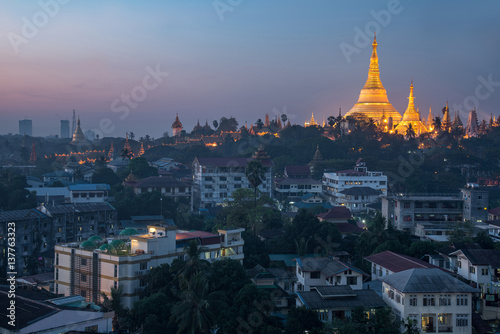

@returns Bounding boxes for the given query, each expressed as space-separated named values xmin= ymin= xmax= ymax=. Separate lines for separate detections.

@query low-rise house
xmin=289 ymin=193 xmax=332 ymax=212
xmin=450 ymin=249 xmax=500 ymax=296
xmin=380 ymin=268 xmax=477 ymax=333
xmin=275 ymin=178 xmax=323 ymax=198
xmin=488 ymin=207 xmax=500 ymax=221
xmin=433 ymin=243 xmax=482 ymax=272
xmin=296 ymin=285 xmax=387 ymax=322
xmin=42 ymin=170 xmax=74 ymax=184
xmin=294 ymin=257 xmax=368 ymax=292
xmin=365 ymin=250 xmax=444 ymax=281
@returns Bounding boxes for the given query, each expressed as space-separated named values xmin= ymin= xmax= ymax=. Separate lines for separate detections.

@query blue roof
xmin=300 ymin=193 xmax=316 ymax=200
xmin=269 ymin=254 xmax=319 ymax=267
xmin=69 ymin=184 xmax=110 ymax=191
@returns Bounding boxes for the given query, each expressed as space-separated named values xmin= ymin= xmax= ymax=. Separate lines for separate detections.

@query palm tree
xmin=245 ymin=160 xmax=265 ymax=209
xmin=101 ymin=286 xmax=126 ymax=331
xmin=171 ymin=272 xmax=225 ymax=334
xmin=212 ymin=120 xmax=218 ymax=130
xmin=281 ymin=114 xmax=288 ymax=124
xmin=129 ymin=132 xmax=135 ymax=140
xmin=120 ymin=148 xmax=133 ymax=160
xmin=177 ymin=241 xmax=210 ymax=289
xmin=405 ymin=123 xmax=416 ymax=139
xmin=255 ymin=119 xmax=264 ymax=128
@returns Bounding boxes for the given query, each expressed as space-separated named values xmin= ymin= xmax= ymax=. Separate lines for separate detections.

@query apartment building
xmin=55 ymin=226 xmax=245 ymax=309
xmin=381 ymin=194 xmax=463 ymax=233
xmin=322 ymin=159 xmax=387 ymax=213
xmin=380 ymin=268 xmax=477 ymax=333
xmin=192 ymin=152 xmax=273 ymax=209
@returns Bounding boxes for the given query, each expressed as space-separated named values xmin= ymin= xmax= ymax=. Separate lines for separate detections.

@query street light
xmin=160 ymin=197 xmax=163 ymax=217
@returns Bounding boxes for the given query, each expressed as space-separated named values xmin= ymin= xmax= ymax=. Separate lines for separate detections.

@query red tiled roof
xmin=364 ymin=251 xmax=441 ymax=273
xmin=316 ymin=206 xmax=352 ymax=220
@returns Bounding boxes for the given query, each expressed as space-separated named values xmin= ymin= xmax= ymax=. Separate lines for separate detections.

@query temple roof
xmin=346 ymin=34 xmax=401 ymax=123
xmin=394 ymin=83 xmax=428 ymax=135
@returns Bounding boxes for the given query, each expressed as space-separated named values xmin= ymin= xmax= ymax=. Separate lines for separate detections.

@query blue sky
xmin=1 ymin=0 xmax=499 ymax=137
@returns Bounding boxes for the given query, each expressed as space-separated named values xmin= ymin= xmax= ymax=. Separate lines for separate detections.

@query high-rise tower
xmin=345 ymin=34 xmax=401 ymax=124
xmin=60 ymin=120 xmax=70 ymax=138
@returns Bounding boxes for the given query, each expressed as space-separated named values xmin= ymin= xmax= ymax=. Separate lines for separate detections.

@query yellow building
xmin=394 ymin=83 xmax=428 ymax=136
xmin=345 ymin=34 xmax=402 ymax=125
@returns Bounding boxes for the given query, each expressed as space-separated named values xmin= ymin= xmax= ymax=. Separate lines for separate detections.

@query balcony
xmin=222 ymin=239 xmax=244 ymax=247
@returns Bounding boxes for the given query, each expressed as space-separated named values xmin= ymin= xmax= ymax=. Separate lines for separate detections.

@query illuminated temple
xmin=394 ymin=83 xmax=428 ymax=135
xmin=345 ymin=34 xmax=402 ymax=125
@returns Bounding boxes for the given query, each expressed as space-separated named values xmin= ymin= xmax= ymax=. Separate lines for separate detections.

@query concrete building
xmin=460 ymin=185 xmax=489 ymax=223
xmin=296 ymin=286 xmax=387 ymax=322
xmin=55 ymin=226 xmax=245 ymax=309
xmin=380 ymin=268 xmax=477 ymax=333
xmin=69 ymin=184 xmax=110 ymax=204
xmin=381 ymin=193 xmax=463 ymax=233
xmin=60 ymin=120 xmax=70 ymax=139
xmin=322 ymin=158 xmax=387 ymax=213
xmin=19 ymin=119 xmax=32 ymax=137
xmin=192 ymin=153 xmax=273 ymax=209
xmin=0 ymin=209 xmax=52 ymax=275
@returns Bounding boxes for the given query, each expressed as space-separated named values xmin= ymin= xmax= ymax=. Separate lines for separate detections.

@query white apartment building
xmin=55 ymin=225 xmax=245 ymax=309
xmin=69 ymin=184 xmax=110 ymax=204
xmin=294 ymin=257 xmax=368 ymax=292
xmin=192 ymin=156 xmax=273 ymax=209
xmin=380 ymin=268 xmax=477 ymax=333
xmin=322 ymin=159 xmax=387 ymax=212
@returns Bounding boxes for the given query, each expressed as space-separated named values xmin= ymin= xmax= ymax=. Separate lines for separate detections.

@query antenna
xmin=71 ymin=110 xmax=76 ymax=134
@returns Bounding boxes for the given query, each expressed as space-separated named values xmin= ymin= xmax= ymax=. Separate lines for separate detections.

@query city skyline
xmin=1 ymin=1 xmax=499 ymax=137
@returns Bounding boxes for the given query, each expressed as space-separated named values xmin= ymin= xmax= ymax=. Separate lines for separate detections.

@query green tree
xmin=285 ymin=306 xmax=323 ymax=334
xmin=171 ymin=272 xmax=225 ymax=334
xmin=245 ymin=160 xmax=265 ymax=209
xmin=91 ymin=167 xmax=121 ymax=185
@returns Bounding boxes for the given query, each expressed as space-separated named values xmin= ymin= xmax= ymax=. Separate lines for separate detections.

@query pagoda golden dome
xmin=71 ymin=117 xmax=86 ymax=144
xmin=394 ymin=83 xmax=428 ymax=135
xmin=345 ymin=34 xmax=402 ymax=124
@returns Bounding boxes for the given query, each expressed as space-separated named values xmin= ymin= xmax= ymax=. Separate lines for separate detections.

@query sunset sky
xmin=1 ymin=0 xmax=499 ymax=137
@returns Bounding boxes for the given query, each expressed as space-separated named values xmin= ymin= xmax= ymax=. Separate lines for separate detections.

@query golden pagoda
xmin=345 ymin=34 xmax=401 ymax=124
xmin=394 ymin=83 xmax=428 ymax=135
xmin=427 ymin=107 xmax=434 ymax=131
xmin=442 ymin=102 xmax=452 ymax=132
xmin=304 ymin=113 xmax=317 ymax=127
xmin=71 ymin=117 xmax=86 ymax=144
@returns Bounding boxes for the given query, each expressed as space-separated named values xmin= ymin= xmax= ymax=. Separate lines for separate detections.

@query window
xmin=408 ymin=314 xmax=418 ymax=327
xmin=404 ymin=202 xmax=411 ymax=208
xmin=421 ymin=314 xmax=435 ymax=333
xmin=378 ymin=268 xmax=382 ymax=276
xmin=335 ymin=276 xmax=341 ymax=284
xmin=234 ymin=177 xmax=241 ymax=181
xmin=347 ymin=277 xmax=358 ymax=285
xmin=55 ymin=269 xmax=59 ymax=280
xmin=80 ymin=290 xmax=87 ymax=298
xmin=219 ymin=176 xmax=226 ymax=181
xmin=409 ymin=295 xmax=417 ymax=306
xmin=140 ymin=262 xmax=147 ymax=270
xmin=423 ymin=295 xmax=435 ymax=306
xmin=372 ymin=264 xmax=376 ymax=274
xmin=482 ymin=268 xmax=489 ymax=275
xmin=310 ymin=271 xmax=321 ymax=279
xmin=114 ymin=264 xmax=118 ymax=278
xmin=140 ymin=279 xmax=147 ymax=287
xmin=457 ymin=295 xmax=468 ymax=306
xmin=470 ymin=266 xmax=476 ymax=274
xmin=56 ymin=254 xmax=59 ymax=266
xmin=81 ymin=274 xmax=87 ymax=282
xmin=81 ymin=258 xmax=87 ymax=266
xmin=114 ymin=281 xmax=118 ymax=289
xmin=456 ymin=314 xmax=468 ymax=327
xmin=389 ymin=290 xmax=395 ymax=300
xmin=204 ymin=176 xmax=213 ymax=181
xmin=317 ymin=309 xmax=328 ymax=321
xmin=438 ymin=313 xmax=452 ymax=332
xmin=457 ymin=261 xmax=461 ymax=268
xmin=396 ymin=294 xmax=401 ymax=304
xmin=439 ymin=295 xmax=451 ymax=306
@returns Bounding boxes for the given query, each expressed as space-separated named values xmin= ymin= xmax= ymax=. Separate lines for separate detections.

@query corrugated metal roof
xmin=0 ymin=209 xmax=47 ymax=222
xmin=298 ymin=289 xmax=386 ymax=309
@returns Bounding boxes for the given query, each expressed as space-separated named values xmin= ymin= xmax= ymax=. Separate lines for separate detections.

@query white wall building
xmin=192 ymin=155 xmax=273 ymax=209
xmin=322 ymin=159 xmax=387 ymax=212
xmin=451 ymin=249 xmax=500 ymax=295
xmin=380 ymin=268 xmax=477 ymax=333
xmin=294 ymin=257 xmax=367 ymax=292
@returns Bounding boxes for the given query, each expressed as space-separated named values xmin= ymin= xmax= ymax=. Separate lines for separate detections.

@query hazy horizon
xmin=1 ymin=0 xmax=499 ymax=138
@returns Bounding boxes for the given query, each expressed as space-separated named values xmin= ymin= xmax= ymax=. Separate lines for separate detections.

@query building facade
xmin=19 ymin=119 xmax=33 ymax=137
xmin=380 ymin=268 xmax=477 ymax=333
xmin=322 ymin=159 xmax=387 ymax=212
xmin=55 ymin=226 xmax=244 ymax=309
xmin=192 ymin=155 xmax=273 ymax=209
